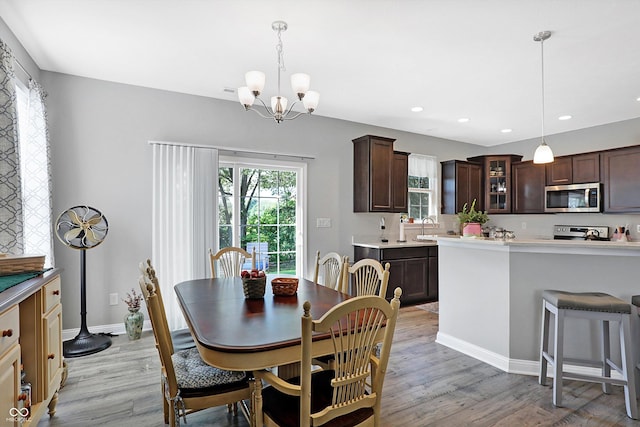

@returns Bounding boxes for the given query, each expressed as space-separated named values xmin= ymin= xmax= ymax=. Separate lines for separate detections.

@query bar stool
xmin=539 ymin=290 xmax=638 ymax=419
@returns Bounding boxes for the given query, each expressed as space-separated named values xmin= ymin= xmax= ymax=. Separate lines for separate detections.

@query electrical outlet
xmin=521 ymin=222 xmax=527 ymax=230
xmin=109 ymin=293 xmax=118 ymax=306
xmin=637 ymin=224 xmax=640 ymax=233
xmin=316 ymin=218 xmax=331 ymax=228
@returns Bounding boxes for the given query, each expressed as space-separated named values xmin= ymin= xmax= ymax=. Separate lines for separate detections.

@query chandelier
xmin=532 ymin=30 xmax=555 ymax=164
xmin=238 ymin=21 xmax=319 ymax=123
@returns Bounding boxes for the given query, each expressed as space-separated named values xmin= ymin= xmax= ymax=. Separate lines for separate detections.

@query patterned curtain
xmin=0 ymin=40 xmax=23 ymax=253
xmin=151 ymin=142 xmax=218 ymax=330
xmin=21 ymin=80 xmax=54 ymax=266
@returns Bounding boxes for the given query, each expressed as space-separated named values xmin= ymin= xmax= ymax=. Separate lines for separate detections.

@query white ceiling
xmin=1 ymin=0 xmax=639 ymax=146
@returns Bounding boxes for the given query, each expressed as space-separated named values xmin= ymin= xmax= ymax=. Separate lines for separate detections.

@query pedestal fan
xmin=55 ymin=206 xmax=111 ymax=357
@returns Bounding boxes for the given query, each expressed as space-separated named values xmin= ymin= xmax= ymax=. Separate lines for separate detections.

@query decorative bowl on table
xmin=271 ymin=277 xmax=299 ymax=296
xmin=241 ymin=270 xmax=266 ymax=299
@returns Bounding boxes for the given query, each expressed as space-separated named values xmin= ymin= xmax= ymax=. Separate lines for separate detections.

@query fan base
xmin=63 ymin=332 xmax=112 ymax=358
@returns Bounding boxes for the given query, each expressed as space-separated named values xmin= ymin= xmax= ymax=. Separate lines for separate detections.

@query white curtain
xmin=408 ymin=153 xmax=436 ymax=179
xmin=152 ymin=143 xmax=218 ymax=330
xmin=19 ymin=80 xmax=54 ymax=266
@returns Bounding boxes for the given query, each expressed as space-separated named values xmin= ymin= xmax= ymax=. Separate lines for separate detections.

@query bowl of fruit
xmin=240 ymin=269 xmax=267 ymax=299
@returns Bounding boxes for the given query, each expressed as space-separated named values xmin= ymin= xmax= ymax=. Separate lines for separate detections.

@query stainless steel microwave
xmin=544 ymin=183 xmax=601 ymax=213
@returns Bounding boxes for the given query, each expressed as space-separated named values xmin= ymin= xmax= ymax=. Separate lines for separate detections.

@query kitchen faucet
xmin=421 ymin=216 xmax=435 ymax=235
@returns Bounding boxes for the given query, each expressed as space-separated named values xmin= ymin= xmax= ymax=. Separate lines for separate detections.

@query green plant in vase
xmin=457 ymin=199 xmax=489 ymax=237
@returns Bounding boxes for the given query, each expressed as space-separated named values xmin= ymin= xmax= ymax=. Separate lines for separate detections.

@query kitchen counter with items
xmin=435 ymin=233 xmax=640 ymax=378
xmin=351 ymin=237 xmax=438 ymax=249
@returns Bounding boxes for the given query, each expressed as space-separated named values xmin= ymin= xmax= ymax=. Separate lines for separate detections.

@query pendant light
xmin=533 ymin=31 xmax=554 ymax=164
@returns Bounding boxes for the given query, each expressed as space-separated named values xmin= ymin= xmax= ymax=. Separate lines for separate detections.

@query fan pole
xmin=63 ymin=249 xmax=112 ymax=357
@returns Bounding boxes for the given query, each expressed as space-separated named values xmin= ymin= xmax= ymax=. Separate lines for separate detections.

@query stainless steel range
xmin=553 ymin=225 xmax=610 ymax=241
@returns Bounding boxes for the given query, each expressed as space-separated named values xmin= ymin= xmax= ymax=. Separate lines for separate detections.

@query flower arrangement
xmin=457 ymin=199 xmax=489 ymax=225
xmin=122 ymin=288 xmax=143 ymax=310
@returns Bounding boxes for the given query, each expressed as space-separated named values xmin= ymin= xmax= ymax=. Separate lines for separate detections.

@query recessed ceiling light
xmin=636 ymin=96 xmax=640 ymax=101
xmin=501 ymin=129 xmax=512 ymax=133
xmin=411 ymin=106 xmax=423 ymax=113
xmin=457 ymin=117 xmax=470 ymax=123
xmin=558 ymin=115 xmax=572 ymax=120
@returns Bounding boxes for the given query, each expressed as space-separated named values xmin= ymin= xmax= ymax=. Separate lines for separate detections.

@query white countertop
xmin=352 ymin=238 xmax=438 ymax=249
xmin=434 ymin=235 xmax=640 ymax=256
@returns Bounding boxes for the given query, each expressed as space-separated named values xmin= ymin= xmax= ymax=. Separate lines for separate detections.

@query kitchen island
xmin=435 ymin=236 xmax=640 ymax=376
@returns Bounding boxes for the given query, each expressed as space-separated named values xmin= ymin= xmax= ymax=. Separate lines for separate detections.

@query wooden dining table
xmin=174 ymin=275 xmax=352 ymax=372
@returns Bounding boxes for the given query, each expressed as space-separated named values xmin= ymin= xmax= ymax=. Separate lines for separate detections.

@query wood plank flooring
xmin=37 ymin=306 xmax=638 ymax=426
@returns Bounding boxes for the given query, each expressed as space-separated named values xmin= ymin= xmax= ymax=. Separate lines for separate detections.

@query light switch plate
xmin=109 ymin=293 xmax=118 ymax=306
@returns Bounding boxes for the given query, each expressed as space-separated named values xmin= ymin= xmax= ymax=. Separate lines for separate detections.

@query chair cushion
xmin=171 ymin=347 xmax=249 ymax=397
xmin=542 ymin=290 xmax=631 ymax=314
xmin=262 ymin=369 xmax=374 ymax=427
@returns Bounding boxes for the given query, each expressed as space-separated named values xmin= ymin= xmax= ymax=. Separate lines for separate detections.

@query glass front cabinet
xmin=467 ymin=155 xmax=522 ymax=214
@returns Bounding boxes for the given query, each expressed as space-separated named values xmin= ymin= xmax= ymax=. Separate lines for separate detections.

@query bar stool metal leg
xmin=552 ymin=305 xmax=565 ymax=407
xmin=539 ymin=300 xmax=550 ymax=385
xmin=620 ymin=315 xmax=638 ymax=419
xmin=601 ymin=319 xmax=611 ymax=394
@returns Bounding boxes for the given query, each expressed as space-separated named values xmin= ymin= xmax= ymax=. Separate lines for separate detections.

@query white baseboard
xmin=62 ymin=320 xmax=153 ymax=341
xmin=436 ymin=331 xmax=624 ymax=380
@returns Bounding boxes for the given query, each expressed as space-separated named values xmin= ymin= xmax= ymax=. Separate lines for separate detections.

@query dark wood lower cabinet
xmin=353 ymin=245 xmax=438 ymax=304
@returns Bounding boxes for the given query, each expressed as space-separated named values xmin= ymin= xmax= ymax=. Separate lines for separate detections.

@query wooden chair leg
xmin=162 ymin=381 xmax=169 ymax=424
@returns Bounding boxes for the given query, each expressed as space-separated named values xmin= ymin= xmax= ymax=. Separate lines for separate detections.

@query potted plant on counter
xmin=457 ymin=199 xmax=489 ymax=237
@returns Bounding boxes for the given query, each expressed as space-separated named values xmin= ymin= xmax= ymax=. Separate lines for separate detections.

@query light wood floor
xmin=38 ymin=306 xmax=638 ymax=426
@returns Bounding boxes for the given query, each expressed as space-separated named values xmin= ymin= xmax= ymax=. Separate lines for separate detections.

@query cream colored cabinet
xmin=0 ymin=305 xmax=21 ymax=426
xmin=2 ymin=271 xmax=64 ymax=425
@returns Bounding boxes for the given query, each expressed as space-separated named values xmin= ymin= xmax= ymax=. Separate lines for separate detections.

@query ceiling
xmin=1 ymin=0 xmax=639 ymax=147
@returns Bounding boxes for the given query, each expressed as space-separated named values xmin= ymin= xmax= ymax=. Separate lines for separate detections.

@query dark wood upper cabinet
xmin=572 ymin=152 xmax=600 ymax=183
xmin=467 ymin=155 xmax=522 ymax=214
xmin=440 ymin=160 xmax=482 ymax=214
xmin=545 ymin=156 xmax=572 ymax=185
xmin=512 ymin=160 xmax=546 ymax=213
xmin=392 ymin=151 xmax=409 ymax=212
xmin=353 ymin=135 xmax=408 ymax=212
xmin=546 ymin=152 xmax=600 ymax=185
xmin=602 ymin=146 xmax=640 ymax=213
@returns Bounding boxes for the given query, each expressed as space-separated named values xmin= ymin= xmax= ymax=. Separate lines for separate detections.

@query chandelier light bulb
xmin=245 ymin=71 xmax=265 ymax=96
xmin=291 ymin=73 xmax=311 ymax=99
xmin=237 ymin=86 xmax=255 ymax=108
xmin=302 ymin=91 xmax=319 ymax=112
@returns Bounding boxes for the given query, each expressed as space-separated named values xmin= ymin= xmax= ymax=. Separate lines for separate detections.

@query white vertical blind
xmin=152 ymin=143 xmax=218 ymax=330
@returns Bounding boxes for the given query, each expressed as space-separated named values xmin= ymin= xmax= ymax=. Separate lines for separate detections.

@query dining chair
xmin=253 ymin=287 xmax=403 ymax=427
xmin=139 ymin=260 xmax=195 ymax=352
xmin=139 ymin=260 xmax=252 ymax=427
xmin=312 ymin=251 xmax=348 ymax=293
xmin=343 ymin=258 xmax=391 ymax=297
xmin=208 ymin=246 xmax=256 ymax=278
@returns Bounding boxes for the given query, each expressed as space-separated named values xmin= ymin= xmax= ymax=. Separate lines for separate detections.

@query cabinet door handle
xmin=48 ymin=353 xmax=55 ymax=359
xmin=2 ymin=329 xmax=12 ymax=337
xmin=53 ymin=290 xmax=60 ymax=295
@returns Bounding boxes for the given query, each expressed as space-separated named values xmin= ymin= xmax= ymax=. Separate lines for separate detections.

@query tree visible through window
xmin=218 ymin=163 xmax=299 ymax=274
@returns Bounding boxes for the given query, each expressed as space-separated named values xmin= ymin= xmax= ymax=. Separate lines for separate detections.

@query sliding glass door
xmin=218 ymin=159 xmax=304 ymax=275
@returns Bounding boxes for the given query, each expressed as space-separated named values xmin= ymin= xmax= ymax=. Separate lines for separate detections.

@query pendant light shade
xmin=533 ymin=31 xmax=554 ymax=164
xmin=534 ymin=141 xmax=554 ymax=164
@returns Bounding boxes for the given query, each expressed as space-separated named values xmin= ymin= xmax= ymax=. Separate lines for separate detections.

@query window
xmin=218 ymin=158 xmax=305 ymax=275
xmin=408 ymin=154 xmax=438 ymax=221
